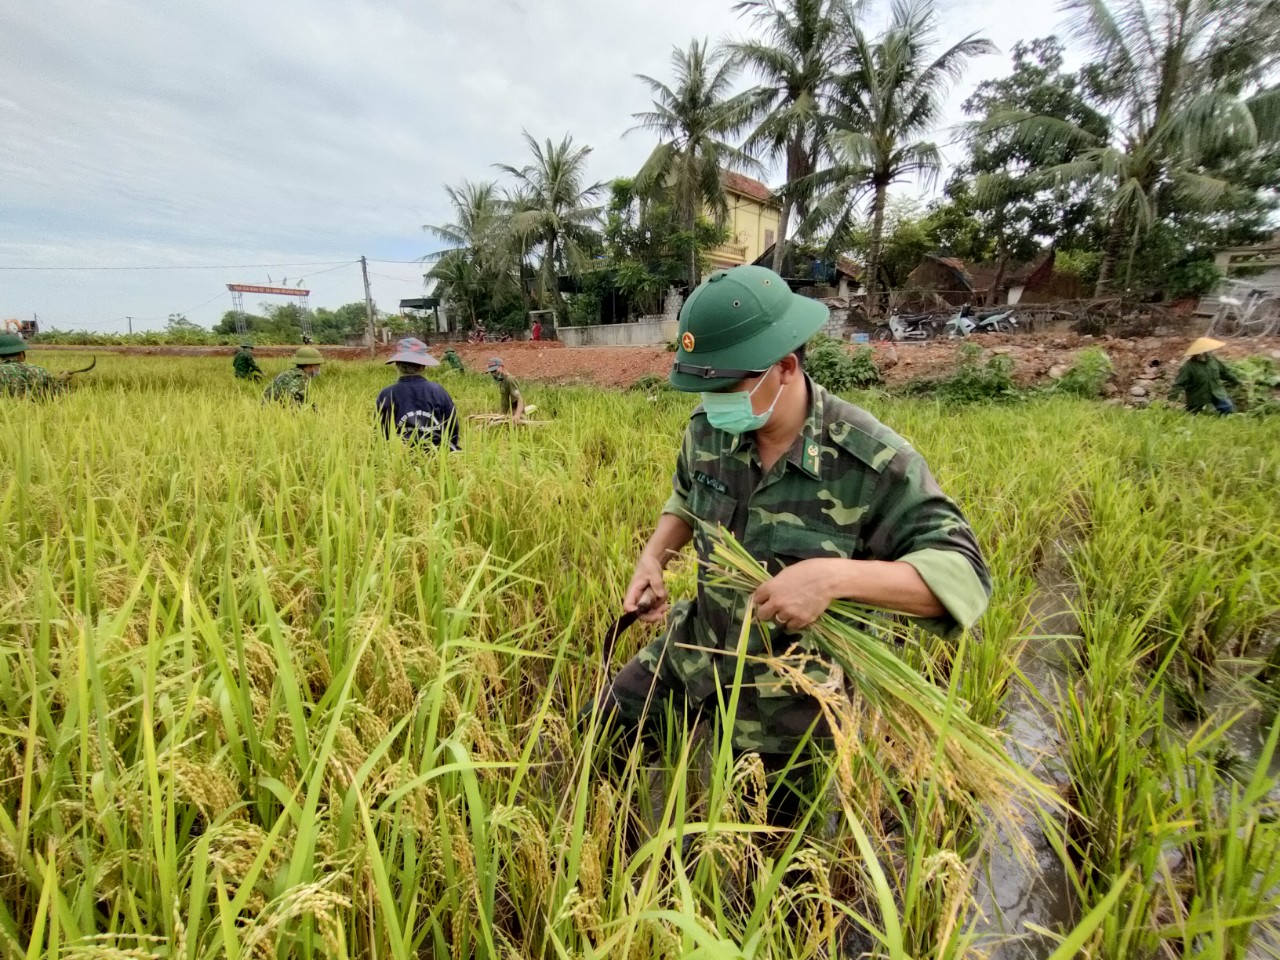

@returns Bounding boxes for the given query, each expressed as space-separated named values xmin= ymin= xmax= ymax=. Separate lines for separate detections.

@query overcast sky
xmin=0 ymin=0 xmax=1067 ymax=333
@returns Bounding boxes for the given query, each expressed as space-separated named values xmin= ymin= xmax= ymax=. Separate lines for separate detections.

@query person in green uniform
xmin=263 ymin=346 xmax=323 ymax=405
xmin=1172 ymin=337 xmax=1239 ymax=414
xmin=0 ymin=333 xmax=68 ymax=398
xmin=441 ymin=348 xmax=464 ymax=373
xmin=597 ymin=265 xmax=992 ymax=824
xmin=486 ymin=357 xmax=524 ymax=421
xmin=233 ymin=342 xmax=264 ymax=381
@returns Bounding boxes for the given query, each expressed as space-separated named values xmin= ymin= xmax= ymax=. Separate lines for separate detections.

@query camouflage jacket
xmin=0 ymin=360 xmax=66 ymax=399
xmin=262 ymin=368 xmax=310 ymax=405
xmin=441 ymin=350 xmax=464 ymax=372
xmin=233 ymin=349 xmax=263 ymax=380
xmin=1172 ymin=354 xmax=1238 ymax=410
xmin=662 ymin=378 xmax=992 ymax=654
xmin=496 ymin=375 xmax=521 ymax=414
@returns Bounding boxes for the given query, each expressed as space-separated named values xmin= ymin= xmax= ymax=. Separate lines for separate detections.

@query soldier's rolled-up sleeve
xmin=863 ymin=448 xmax=992 ymax=636
xmin=660 ymin=427 xmax=695 ymax=525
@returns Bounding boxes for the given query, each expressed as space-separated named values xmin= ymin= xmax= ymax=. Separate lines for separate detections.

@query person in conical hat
xmin=1172 ymin=337 xmax=1239 ymax=414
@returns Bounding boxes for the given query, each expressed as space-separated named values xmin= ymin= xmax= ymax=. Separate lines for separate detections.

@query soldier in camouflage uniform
xmin=486 ymin=357 xmax=524 ymax=420
xmin=441 ymin=348 xmax=464 ymax=373
xmin=233 ymin=342 xmax=264 ymax=381
xmin=262 ymin=346 xmax=323 ymax=405
xmin=0 ymin=333 xmax=68 ymax=399
xmin=599 ymin=265 xmax=992 ymax=822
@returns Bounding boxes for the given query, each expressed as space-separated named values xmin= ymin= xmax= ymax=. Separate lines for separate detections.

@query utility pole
xmin=360 ymin=256 xmax=375 ymax=359
xmin=126 ymin=316 xmax=133 ymax=335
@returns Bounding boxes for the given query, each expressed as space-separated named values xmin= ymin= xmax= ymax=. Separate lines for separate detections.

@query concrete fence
xmin=557 ymin=317 xmax=680 ymax=347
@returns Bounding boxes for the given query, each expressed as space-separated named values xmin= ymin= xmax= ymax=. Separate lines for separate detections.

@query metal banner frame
xmin=226 ymin=283 xmax=312 ymax=339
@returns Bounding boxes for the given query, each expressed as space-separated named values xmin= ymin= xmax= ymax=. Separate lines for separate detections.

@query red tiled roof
xmin=722 ymin=171 xmax=773 ymax=203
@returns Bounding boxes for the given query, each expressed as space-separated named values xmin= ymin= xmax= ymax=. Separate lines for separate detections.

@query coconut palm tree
xmin=731 ymin=0 xmax=849 ymax=273
xmin=990 ymin=0 xmax=1280 ymax=294
xmin=497 ymin=132 xmax=604 ymax=312
xmin=632 ymin=40 xmax=763 ymax=286
xmin=422 ymin=181 xmax=515 ymax=328
xmin=807 ymin=0 xmax=993 ymax=317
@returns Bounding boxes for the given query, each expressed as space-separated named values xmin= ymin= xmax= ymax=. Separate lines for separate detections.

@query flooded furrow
xmin=973 ymin=553 xmax=1080 ymax=959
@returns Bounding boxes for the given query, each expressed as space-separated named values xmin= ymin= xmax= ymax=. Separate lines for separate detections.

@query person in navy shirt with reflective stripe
xmin=376 ymin=338 xmax=460 ymax=450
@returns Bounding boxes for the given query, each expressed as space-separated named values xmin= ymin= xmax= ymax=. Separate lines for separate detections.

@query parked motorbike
xmin=944 ymin=304 xmax=1018 ymax=338
xmin=873 ymin=310 xmax=940 ymax=342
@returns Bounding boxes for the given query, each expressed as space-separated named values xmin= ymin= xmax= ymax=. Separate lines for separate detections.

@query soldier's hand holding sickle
xmin=57 ymin=356 xmax=97 ymax=381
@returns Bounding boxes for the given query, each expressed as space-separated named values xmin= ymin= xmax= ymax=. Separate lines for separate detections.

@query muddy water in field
xmin=973 ymin=555 xmax=1080 ymax=959
xmin=974 ymin=556 xmax=1280 ymax=958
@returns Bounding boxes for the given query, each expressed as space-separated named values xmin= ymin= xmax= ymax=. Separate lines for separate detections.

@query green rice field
xmin=1 ymin=352 xmax=1277 ymax=959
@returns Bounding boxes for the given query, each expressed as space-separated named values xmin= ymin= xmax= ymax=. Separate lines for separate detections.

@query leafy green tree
xmin=213 ymin=310 xmax=267 ymax=337
xmin=731 ymin=0 xmax=848 ymax=272
xmin=601 ymin=178 xmax=729 ymax=316
xmin=498 ymin=133 xmax=604 ymax=313
xmin=807 ymin=0 xmax=994 ymax=317
xmin=165 ymin=313 xmax=202 ymax=332
xmin=953 ymin=36 xmax=1110 ymax=301
xmin=837 ymin=195 xmax=986 ymax=288
xmin=309 ymin=303 xmax=370 ymax=342
xmin=632 ymin=40 xmax=762 ymax=285
xmin=991 ymin=0 xmax=1280 ymax=294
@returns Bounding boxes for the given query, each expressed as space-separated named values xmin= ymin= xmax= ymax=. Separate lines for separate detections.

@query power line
xmin=0 ymin=260 xmax=355 ymax=271
xmin=368 ymin=271 xmax=426 ymax=284
xmin=291 ymin=260 xmax=358 ymax=282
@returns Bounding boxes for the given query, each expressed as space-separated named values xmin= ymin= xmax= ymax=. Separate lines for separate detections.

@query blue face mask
xmin=700 ymin=365 xmax=781 ymax=436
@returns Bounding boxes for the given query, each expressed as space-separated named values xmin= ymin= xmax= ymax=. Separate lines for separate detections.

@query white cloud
xmin=0 ymin=0 xmax=1062 ymax=330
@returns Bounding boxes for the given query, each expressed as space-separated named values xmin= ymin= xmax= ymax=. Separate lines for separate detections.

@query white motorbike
xmin=944 ymin=304 xmax=1018 ymax=338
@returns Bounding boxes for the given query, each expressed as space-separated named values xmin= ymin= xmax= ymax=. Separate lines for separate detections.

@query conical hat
xmin=1184 ymin=337 xmax=1225 ymax=357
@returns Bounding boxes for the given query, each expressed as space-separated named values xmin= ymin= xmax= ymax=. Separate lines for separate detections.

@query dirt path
xmin=34 ymin=334 xmax=1280 ymax=391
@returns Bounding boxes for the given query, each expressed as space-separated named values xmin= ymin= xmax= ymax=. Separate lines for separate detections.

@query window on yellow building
xmin=765 ymin=229 xmax=775 ymax=249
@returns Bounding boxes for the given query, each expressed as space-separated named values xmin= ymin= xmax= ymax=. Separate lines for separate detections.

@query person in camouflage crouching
xmin=597 ymin=265 xmax=992 ymax=826
xmin=263 ymin=346 xmax=323 ymax=406
xmin=233 ymin=341 xmax=264 ymax=381
xmin=441 ymin=348 xmax=464 ymax=373
xmin=0 ymin=333 xmax=68 ymax=399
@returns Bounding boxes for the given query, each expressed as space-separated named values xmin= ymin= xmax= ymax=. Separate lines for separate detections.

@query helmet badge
xmin=681 ymin=331 xmax=696 ymax=351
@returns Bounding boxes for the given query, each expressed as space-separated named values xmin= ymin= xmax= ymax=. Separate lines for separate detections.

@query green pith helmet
xmin=0 ymin=333 xmax=26 ymax=357
xmin=240 ymin=341 xmax=253 ymax=349
xmin=669 ymin=265 xmax=827 ymax=392
xmin=293 ymin=346 xmax=324 ymax=365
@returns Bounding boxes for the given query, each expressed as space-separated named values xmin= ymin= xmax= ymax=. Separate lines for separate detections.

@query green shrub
xmin=805 ymin=334 xmax=882 ymax=392
xmin=1053 ymin=347 xmax=1115 ymax=398
xmin=910 ymin=342 xmax=1023 ymax=404
xmin=1230 ymin=356 xmax=1280 ymax=415
xmin=631 ymin=373 xmax=674 ymax=393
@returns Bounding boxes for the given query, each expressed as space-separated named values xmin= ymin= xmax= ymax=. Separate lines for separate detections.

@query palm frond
xmin=1248 ymin=85 xmax=1280 ymax=143
xmin=1169 ymin=169 xmax=1236 ymax=210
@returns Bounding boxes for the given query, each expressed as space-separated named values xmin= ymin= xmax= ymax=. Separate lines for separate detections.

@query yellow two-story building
xmin=706 ymin=173 xmax=781 ymax=270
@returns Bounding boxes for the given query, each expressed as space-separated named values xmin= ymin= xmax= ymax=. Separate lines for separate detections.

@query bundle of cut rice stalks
xmin=706 ymin=529 xmax=1060 ymax=813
